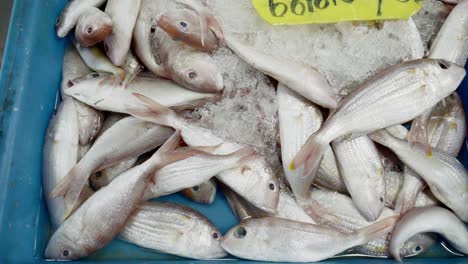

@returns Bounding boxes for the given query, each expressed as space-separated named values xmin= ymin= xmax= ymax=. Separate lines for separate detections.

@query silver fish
xmin=429 ymin=0 xmax=468 ymax=67
xmin=225 ymin=34 xmax=340 ymax=109
xmin=369 ymin=129 xmax=468 ymax=221
xmin=292 ymin=59 xmax=466 ymax=196
xmin=49 ymin=117 xmax=174 ymax=218
xmin=129 ymin=94 xmax=280 ymax=213
xmin=221 ymin=216 xmax=397 ymax=262
xmin=390 ymin=206 xmax=468 ymax=261
xmin=223 ymin=186 xmax=268 ymax=221
xmin=308 ymin=189 xmax=435 ymax=258
xmin=65 ymin=73 xmax=215 ymax=114
xmin=278 ymin=84 xmax=345 ymax=199
xmin=56 ymin=0 xmax=106 ymax=38
xmin=384 ymin=170 xmax=404 ymax=209
xmin=72 ymin=39 xmax=126 ymax=81
xmin=43 ymin=99 xmax=80 ymax=227
xmin=181 ymin=179 xmax=217 ymax=204
xmin=120 ymin=201 xmax=226 ymax=259
xmin=75 ymin=7 xmax=113 ymax=48
xmin=144 ymin=147 xmax=258 ymax=199
xmin=333 ymin=136 xmax=385 ymax=221
xmin=103 ymin=0 xmax=141 ymax=66
xmin=44 ymin=131 xmax=183 ymax=260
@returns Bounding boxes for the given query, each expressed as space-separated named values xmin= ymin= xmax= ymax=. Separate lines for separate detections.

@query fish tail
xmin=128 ymin=93 xmax=179 ymax=127
xmin=368 ymin=129 xmax=394 ymax=146
xmin=291 ymin=132 xmax=327 ymax=178
xmin=232 ymin=147 xmax=259 ymax=164
xmin=408 ymin=111 xmax=432 ymax=155
xmin=49 ymin=165 xmax=90 ymax=220
xmin=354 ymin=216 xmax=398 ymax=245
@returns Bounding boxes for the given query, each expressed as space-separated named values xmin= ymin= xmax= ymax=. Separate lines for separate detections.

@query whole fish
xmin=55 ymin=0 xmax=106 ymax=38
xmin=45 ymin=131 xmax=185 ymax=260
xmin=275 ymin=190 xmax=316 ymax=224
xmin=332 ymin=136 xmax=386 ymax=221
xmin=104 ymin=0 xmax=141 ymax=66
xmin=223 ymin=186 xmax=268 ymax=221
xmin=129 ymin=94 xmax=280 ymax=213
xmin=291 ymin=59 xmax=466 ymax=194
xmin=308 ymin=189 xmax=435 ymax=258
xmin=120 ymin=202 xmax=226 ymax=259
xmin=156 ymin=35 xmax=224 ymax=93
xmin=158 ymin=9 xmax=219 ymax=52
xmin=225 ymin=34 xmax=340 ymax=109
xmin=278 ymin=84 xmax=345 ymax=199
xmin=43 ymin=99 xmax=81 ymax=227
xmin=390 ymin=206 xmax=468 ymax=261
xmin=181 ymin=179 xmax=217 ymax=204
xmin=75 ymin=7 xmax=112 ymax=47
xmin=133 ymin=0 xmax=168 ymax=78
xmin=72 ymin=38 xmax=126 ymax=81
xmin=369 ymin=129 xmax=468 ymax=221
xmin=144 ymin=147 xmax=258 ymax=199
xmin=221 ymin=216 xmax=397 ymax=262
xmin=49 ymin=117 xmax=174 ymax=218
xmin=65 ymin=73 xmax=216 ymax=114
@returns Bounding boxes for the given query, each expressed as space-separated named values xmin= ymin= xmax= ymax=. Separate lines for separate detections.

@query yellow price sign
xmin=252 ymin=0 xmax=423 ymax=25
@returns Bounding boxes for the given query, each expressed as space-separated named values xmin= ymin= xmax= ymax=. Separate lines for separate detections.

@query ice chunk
xmin=207 ymin=0 xmax=424 ymax=94
xmin=413 ymin=0 xmax=451 ymax=50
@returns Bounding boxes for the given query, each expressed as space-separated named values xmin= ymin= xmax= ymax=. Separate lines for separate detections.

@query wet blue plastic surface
xmin=0 ymin=0 xmax=467 ymax=263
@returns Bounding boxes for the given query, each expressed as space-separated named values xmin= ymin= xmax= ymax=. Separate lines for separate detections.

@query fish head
xmin=170 ymin=51 xmax=224 ymax=93
xmin=55 ymin=14 xmax=67 ymax=38
xmin=158 ymin=10 xmax=218 ymax=52
xmin=427 ymin=59 xmax=466 ymax=94
xmin=181 ymin=181 xmax=217 ymax=204
xmin=399 ymin=234 xmax=436 ymax=258
xmin=76 ymin=8 xmax=113 ymax=47
xmin=45 ymin=230 xmax=85 ymax=260
xmin=221 ymin=220 xmax=258 ymax=256
xmin=89 ymin=170 xmax=111 ymax=190
xmin=186 ymin=216 xmax=226 ymax=258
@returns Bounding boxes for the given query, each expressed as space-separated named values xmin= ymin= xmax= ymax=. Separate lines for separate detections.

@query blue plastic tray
xmin=0 ymin=1 xmax=467 ymax=263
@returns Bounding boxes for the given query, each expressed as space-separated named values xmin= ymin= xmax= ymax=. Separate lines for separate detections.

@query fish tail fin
xmin=368 ymin=129 xmax=394 ymax=146
xmin=128 ymin=93 xmax=178 ymax=127
xmin=408 ymin=113 xmax=432 ymax=156
xmin=354 ymin=216 xmax=398 ymax=244
xmin=122 ymin=67 xmax=143 ymax=88
xmin=290 ymin=133 xmax=327 ymax=178
xmin=49 ymin=165 xmax=90 ymax=220
xmin=231 ymin=147 xmax=260 ymax=164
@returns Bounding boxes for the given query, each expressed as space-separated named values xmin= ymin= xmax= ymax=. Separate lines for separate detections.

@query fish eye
xmin=104 ymin=43 xmax=109 ymax=53
xmin=268 ymin=182 xmax=275 ymax=191
xmin=212 ymin=231 xmax=220 ymax=240
xmin=192 ymin=185 xmax=200 ymax=192
xmin=438 ymin=61 xmax=449 ymax=70
xmin=150 ymin=25 xmax=156 ymax=34
xmin=187 ymin=71 xmax=197 ymax=79
xmin=179 ymin=21 xmax=187 ymax=28
xmin=56 ymin=16 xmax=62 ymax=26
xmin=91 ymin=73 xmax=100 ymax=78
xmin=415 ymin=245 xmax=422 ymax=252
xmin=95 ymin=171 xmax=102 ymax=178
xmin=234 ymin=226 xmax=247 ymax=238
xmin=62 ymin=249 xmax=70 ymax=257
xmin=379 ymin=197 xmax=384 ymax=203
xmin=86 ymin=26 xmax=93 ymax=34
xmin=67 ymin=80 xmax=74 ymax=88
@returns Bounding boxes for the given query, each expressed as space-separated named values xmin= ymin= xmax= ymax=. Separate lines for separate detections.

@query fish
xmin=384 ymin=170 xmax=404 ymax=209
xmin=61 ymin=45 xmax=91 ymax=99
xmin=90 ymin=157 xmax=138 ymax=190
xmin=223 ymin=186 xmax=268 ymax=221
xmin=429 ymin=0 xmax=468 ymax=67
xmin=144 ymin=147 xmax=259 ymax=199
xmin=224 ymin=34 xmax=340 ymax=109
xmin=414 ymin=190 xmax=441 ymax=208
xmin=221 ymin=216 xmax=397 ymax=262
xmin=275 ymin=190 xmax=316 ymax=224
xmin=45 ymin=131 xmax=187 ymax=260
xmin=181 ymin=179 xmax=217 ymax=204
xmin=308 ymin=189 xmax=435 ymax=258
xmin=74 ymin=101 xmax=104 ymax=145
xmin=103 ymin=0 xmax=142 ymax=66
xmin=120 ymin=201 xmax=226 ymax=259
xmin=65 ymin=73 xmax=216 ymax=114
xmin=278 ymin=84 xmax=345 ymax=199
xmin=75 ymin=7 xmax=113 ymax=47
xmin=133 ymin=0 xmax=168 ymax=78
xmin=332 ymin=135 xmax=386 ymax=221
xmin=49 ymin=117 xmax=174 ymax=218
xmin=55 ymin=0 xmax=106 ymax=38
xmin=369 ymin=129 xmax=468 ymax=221
xmin=72 ymin=38 xmax=126 ymax=81
xmin=43 ymin=99 xmax=81 ymax=228
xmin=155 ymin=35 xmax=224 ymax=93
xmin=390 ymin=206 xmax=468 ymax=261
xmin=292 ymin=59 xmax=466 ymax=189
xmin=158 ymin=9 xmax=219 ymax=52
xmin=129 ymin=94 xmax=280 ymax=213
xmin=78 ymin=143 xmax=91 ymax=161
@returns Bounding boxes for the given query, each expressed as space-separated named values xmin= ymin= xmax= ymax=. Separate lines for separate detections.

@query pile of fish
xmin=43 ymin=0 xmax=468 ymax=262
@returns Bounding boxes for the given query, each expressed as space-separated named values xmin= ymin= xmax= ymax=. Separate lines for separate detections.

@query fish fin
xmin=291 ymin=133 xmax=327 ymax=178
xmin=170 ymin=95 xmax=221 ymax=112
xmin=232 ymin=147 xmax=260 ymax=164
xmin=299 ymin=197 xmax=341 ymax=226
xmin=207 ymin=16 xmax=224 ymax=42
xmin=354 ymin=216 xmax=398 ymax=245
xmin=184 ymin=144 xmax=222 ymax=154
xmin=49 ymin=166 xmax=89 ymax=220
xmin=122 ymin=67 xmax=143 ymax=88
xmin=368 ymin=129 xmax=393 ymax=146
xmin=128 ymin=93 xmax=177 ymax=127
xmin=408 ymin=119 xmax=430 ymax=153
